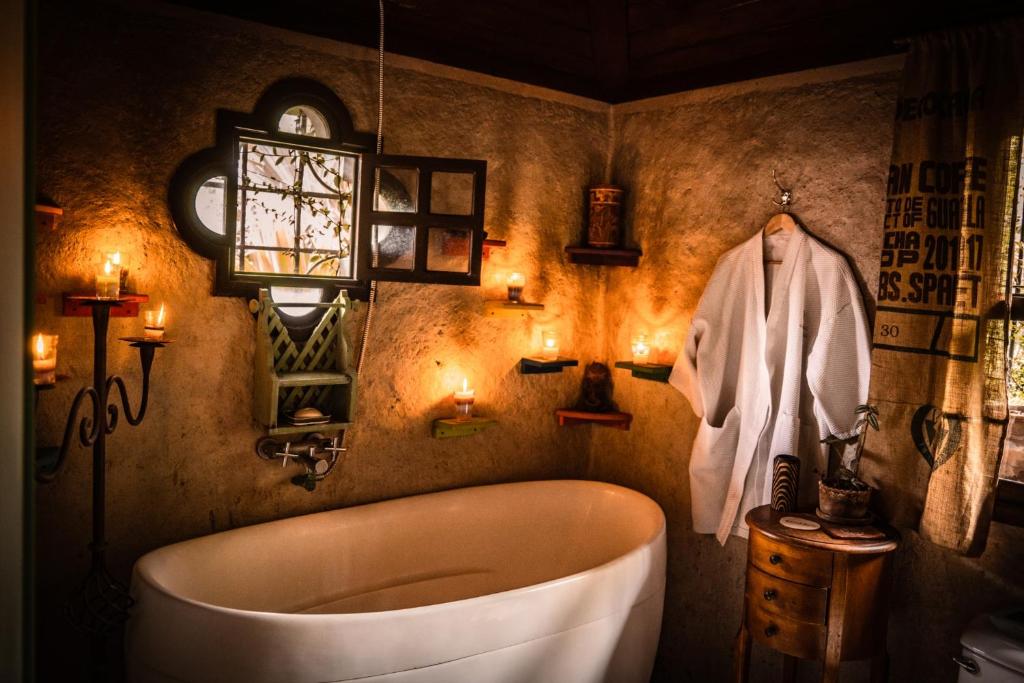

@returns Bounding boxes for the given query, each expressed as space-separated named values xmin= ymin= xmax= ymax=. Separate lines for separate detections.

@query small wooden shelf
xmin=520 ymin=357 xmax=579 ymax=374
xmin=482 ymin=238 xmax=506 ymax=260
xmin=275 ymin=370 xmax=352 ymax=387
xmin=615 ymin=361 xmax=672 ymax=382
xmin=268 ymin=421 xmax=352 ymax=437
xmin=565 ymin=246 xmax=641 ymax=267
xmin=555 ymin=409 xmax=632 ymax=430
xmin=63 ymin=293 xmax=149 ymax=318
xmin=485 ymin=300 xmax=545 ymax=317
xmin=432 ymin=417 xmax=497 ymax=438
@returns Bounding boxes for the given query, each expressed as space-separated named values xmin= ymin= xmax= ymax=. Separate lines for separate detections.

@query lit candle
xmin=144 ymin=304 xmax=166 ymax=340
xmin=541 ymin=330 xmax=559 ymax=360
xmin=107 ymin=251 xmax=130 ymax=291
xmin=32 ymin=333 xmax=58 ymax=385
xmin=631 ymin=334 xmax=651 ymax=365
xmin=95 ymin=259 xmax=120 ymax=299
xmin=506 ymin=272 xmax=525 ymax=302
xmin=453 ymin=377 xmax=475 ymax=421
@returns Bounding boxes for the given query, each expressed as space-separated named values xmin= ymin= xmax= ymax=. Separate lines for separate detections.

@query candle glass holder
xmin=143 ymin=310 xmax=165 ymax=340
xmin=32 ymin=334 xmax=59 ymax=385
xmin=506 ymin=273 xmax=525 ymax=303
xmin=95 ymin=259 xmax=120 ymax=300
xmin=454 ymin=395 xmax=475 ymax=421
xmin=104 ymin=251 xmax=131 ymax=292
xmin=541 ymin=331 xmax=559 ymax=360
xmin=631 ymin=334 xmax=651 ymax=365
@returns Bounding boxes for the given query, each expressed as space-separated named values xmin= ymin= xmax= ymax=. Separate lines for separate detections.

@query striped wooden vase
xmin=771 ymin=455 xmax=801 ymax=512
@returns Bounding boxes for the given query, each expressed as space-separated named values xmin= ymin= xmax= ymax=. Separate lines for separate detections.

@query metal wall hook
xmin=771 ymin=169 xmax=794 ymax=212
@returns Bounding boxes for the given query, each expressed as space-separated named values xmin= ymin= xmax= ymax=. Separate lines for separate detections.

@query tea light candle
xmin=95 ymin=259 xmax=120 ymax=299
xmin=453 ymin=377 xmax=475 ymax=421
xmin=144 ymin=304 xmax=166 ymax=340
xmin=541 ymin=331 xmax=559 ymax=360
xmin=631 ymin=334 xmax=651 ymax=365
xmin=106 ymin=251 xmax=129 ymax=291
xmin=32 ymin=333 xmax=58 ymax=385
xmin=506 ymin=272 xmax=525 ymax=302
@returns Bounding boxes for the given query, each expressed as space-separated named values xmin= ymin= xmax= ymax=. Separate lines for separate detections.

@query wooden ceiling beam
xmin=588 ymin=0 xmax=631 ymax=98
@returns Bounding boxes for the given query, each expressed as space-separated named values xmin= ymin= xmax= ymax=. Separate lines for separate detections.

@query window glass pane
xmin=430 ymin=172 xmax=475 ymax=215
xmin=277 ymin=106 xmax=330 ymax=138
xmin=235 ymin=139 xmax=356 ymax=279
xmin=375 ymin=167 xmax=418 ymax=213
xmin=426 ymin=227 xmax=471 ymax=273
xmin=271 ymin=285 xmax=323 ymax=319
xmin=194 ymin=175 xmax=226 ymax=235
xmin=373 ymin=224 xmax=416 ymax=270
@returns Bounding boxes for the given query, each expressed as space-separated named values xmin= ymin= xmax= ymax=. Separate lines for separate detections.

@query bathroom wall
xmin=33 ymin=1 xmax=607 ymax=677
xmin=590 ymin=60 xmax=1024 ymax=682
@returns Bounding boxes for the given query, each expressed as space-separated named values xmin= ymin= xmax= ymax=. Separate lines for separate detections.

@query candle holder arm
xmin=36 ymin=385 xmax=101 ymax=483
xmin=105 ymin=343 xmax=156 ymax=430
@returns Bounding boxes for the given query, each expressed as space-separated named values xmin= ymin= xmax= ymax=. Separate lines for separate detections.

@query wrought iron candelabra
xmin=36 ymin=297 xmax=169 ymax=675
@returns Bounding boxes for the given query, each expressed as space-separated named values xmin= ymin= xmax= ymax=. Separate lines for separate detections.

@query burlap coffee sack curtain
xmin=859 ymin=19 xmax=1024 ymax=556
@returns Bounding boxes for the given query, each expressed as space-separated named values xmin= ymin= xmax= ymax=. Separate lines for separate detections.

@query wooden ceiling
xmin=175 ymin=0 xmax=1023 ymax=102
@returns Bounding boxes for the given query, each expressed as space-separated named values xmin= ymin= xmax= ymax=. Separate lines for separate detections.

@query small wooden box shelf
xmin=485 ymin=300 xmax=545 ymax=317
xmin=615 ymin=361 xmax=672 ymax=382
xmin=254 ymin=289 xmax=357 ymax=437
xmin=555 ymin=409 xmax=632 ymax=430
xmin=520 ymin=357 xmax=579 ymax=374
xmin=565 ymin=246 xmax=641 ymax=267
xmin=432 ymin=417 xmax=497 ymax=438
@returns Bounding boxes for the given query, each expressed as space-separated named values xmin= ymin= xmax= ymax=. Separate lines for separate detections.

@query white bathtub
xmin=126 ymin=480 xmax=666 ymax=683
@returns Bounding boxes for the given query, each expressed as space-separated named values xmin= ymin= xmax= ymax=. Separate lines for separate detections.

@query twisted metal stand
xmin=36 ymin=299 xmax=168 ymax=680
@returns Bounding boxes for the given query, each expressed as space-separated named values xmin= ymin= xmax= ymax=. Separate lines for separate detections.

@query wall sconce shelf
xmin=482 ymin=238 xmax=506 ymax=260
xmin=615 ymin=361 xmax=672 ymax=382
xmin=520 ymin=357 xmax=579 ymax=374
xmin=432 ymin=417 xmax=497 ymax=438
xmin=63 ymin=292 xmax=149 ymax=318
xmin=35 ymin=203 xmax=63 ymax=231
xmin=555 ymin=409 xmax=632 ymax=430
xmin=485 ymin=300 xmax=545 ymax=317
xmin=564 ymin=246 xmax=641 ymax=267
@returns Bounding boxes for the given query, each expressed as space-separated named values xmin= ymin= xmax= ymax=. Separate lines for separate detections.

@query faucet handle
xmin=276 ymin=442 xmax=300 ymax=469
xmin=323 ymin=436 xmax=347 ymax=457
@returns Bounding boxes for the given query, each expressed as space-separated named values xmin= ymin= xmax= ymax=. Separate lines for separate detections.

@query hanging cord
xmin=315 ymin=0 xmax=384 ymax=482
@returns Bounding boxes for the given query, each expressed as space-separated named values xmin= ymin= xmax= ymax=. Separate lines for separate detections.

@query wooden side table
xmin=735 ymin=506 xmax=899 ymax=683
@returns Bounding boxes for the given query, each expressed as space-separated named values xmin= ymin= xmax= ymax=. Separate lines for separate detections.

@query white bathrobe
xmin=670 ymin=225 xmax=871 ymax=544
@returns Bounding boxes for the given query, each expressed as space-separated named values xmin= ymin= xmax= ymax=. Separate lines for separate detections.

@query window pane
xmin=194 ymin=175 xmax=226 ymax=235
xmin=271 ymin=285 xmax=323 ymax=319
xmin=277 ymin=106 xmax=330 ymax=138
xmin=426 ymin=227 xmax=471 ymax=273
xmin=235 ymin=139 xmax=357 ymax=279
xmin=375 ymin=167 xmax=418 ymax=213
xmin=430 ymin=171 xmax=475 ymax=215
xmin=373 ymin=224 xmax=416 ymax=270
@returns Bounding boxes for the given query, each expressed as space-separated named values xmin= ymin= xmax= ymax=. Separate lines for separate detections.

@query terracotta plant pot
xmin=818 ymin=478 xmax=871 ymax=520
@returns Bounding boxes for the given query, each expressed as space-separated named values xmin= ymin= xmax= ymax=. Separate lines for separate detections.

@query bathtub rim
xmin=131 ymin=478 xmax=666 ymax=622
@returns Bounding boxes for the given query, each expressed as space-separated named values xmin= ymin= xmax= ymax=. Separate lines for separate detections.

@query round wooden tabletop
xmin=746 ymin=505 xmax=900 ymax=554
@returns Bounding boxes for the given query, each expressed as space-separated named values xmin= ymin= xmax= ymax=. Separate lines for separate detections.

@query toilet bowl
xmin=957 ymin=608 xmax=1024 ymax=682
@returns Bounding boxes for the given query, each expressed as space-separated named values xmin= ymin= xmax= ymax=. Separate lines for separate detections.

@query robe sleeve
xmin=669 ymin=313 xmax=707 ymax=419
xmin=806 ymin=275 xmax=872 ymax=440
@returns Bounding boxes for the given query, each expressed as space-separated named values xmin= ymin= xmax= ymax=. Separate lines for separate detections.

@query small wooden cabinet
xmin=735 ymin=506 xmax=899 ymax=683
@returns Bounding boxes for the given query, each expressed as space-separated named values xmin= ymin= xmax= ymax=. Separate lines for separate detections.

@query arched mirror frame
xmin=169 ymin=78 xmax=377 ymax=302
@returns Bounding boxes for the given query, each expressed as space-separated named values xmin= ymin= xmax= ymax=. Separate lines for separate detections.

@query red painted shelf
xmin=62 ymin=293 xmax=149 ymax=317
xmin=555 ymin=409 xmax=632 ymax=430
xmin=564 ymin=246 xmax=641 ymax=267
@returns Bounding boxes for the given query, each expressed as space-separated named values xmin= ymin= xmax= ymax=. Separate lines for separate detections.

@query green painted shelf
xmin=432 ymin=417 xmax=497 ymax=438
xmin=615 ymin=361 xmax=672 ymax=382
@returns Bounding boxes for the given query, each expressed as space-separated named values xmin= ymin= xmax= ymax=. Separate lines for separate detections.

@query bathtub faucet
xmin=255 ymin=434 xmax=347 ymax=491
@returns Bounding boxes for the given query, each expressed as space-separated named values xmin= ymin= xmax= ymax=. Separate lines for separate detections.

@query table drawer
xmin=747 ymin=602 xmax=825 ymax=660
xmin=745 ymin=564 xmax=828 ymax=624
xmin=750 ymin=529 xmax=833 ymax=587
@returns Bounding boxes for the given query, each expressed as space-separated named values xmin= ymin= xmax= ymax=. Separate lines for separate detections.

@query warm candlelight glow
xmin=96 ymin=257 xmax=120 ymax=299
xmin=541 ymin=330 xmax=559 ymax=360
xmin=144 ymin=304 xmax=167 ymax=340
xmin=31 ymin=333 xmax=58 ymax=385
xmin=111 ymin=251 xmax=121 ymax=266
xmin=157 ymin=303 xmax=165 ymax=326
xmin=453 ymin=376 xmax=475 ymax=421
xmin=104 ymin=259 xmax=113 ymax=275
xmin=631 ymin=333 xmax=651 ymax=365
xmin=506 ymin=272 xmax=525 ymax=302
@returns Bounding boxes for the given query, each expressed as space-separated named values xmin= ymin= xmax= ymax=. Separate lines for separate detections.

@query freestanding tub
xmin=126 ymin=480 xmax=666 ymax=683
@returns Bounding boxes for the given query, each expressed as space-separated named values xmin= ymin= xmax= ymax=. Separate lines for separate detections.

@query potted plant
xmin=819 ymin=404 xmax=879 ymax=521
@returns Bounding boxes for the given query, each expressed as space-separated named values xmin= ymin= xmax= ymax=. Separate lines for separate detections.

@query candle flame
xmin=544 ymin=338 xmax=556 ymax=348
xmin=461 ymin=377 xmax=468 ymax=392
xmin=34 ymin=333 xmax=43 ymax=357
xmin=111 ymin=251 xmax=121 ymax=266
xmin=103 ymin=259 xmax=113 ymax=276
xmin=157 ymin=303 xmax=165 ymax=326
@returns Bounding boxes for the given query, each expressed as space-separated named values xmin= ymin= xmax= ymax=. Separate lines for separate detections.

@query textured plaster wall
xmin=589 ymin=65 xmax=1024 ymax=682
xmin=34 ymin=3 xmax=1024 ymax=682
xmin=34 ymin=2 xmax=607 ymax=678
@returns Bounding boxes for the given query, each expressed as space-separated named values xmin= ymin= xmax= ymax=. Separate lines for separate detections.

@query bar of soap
xmin=294 ymin=407 xmax=325 ymax=419
xmin=780 ymin=516 xmax=821 ymax=531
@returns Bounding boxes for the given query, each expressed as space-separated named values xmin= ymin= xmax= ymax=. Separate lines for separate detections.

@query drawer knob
xmin=769 ymin=554 xmax=783 ymax=565
xmin=764 ymin=624 xmax=779 ymax=637
xmin=763 ymin=589 xmax=777 ymax=601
